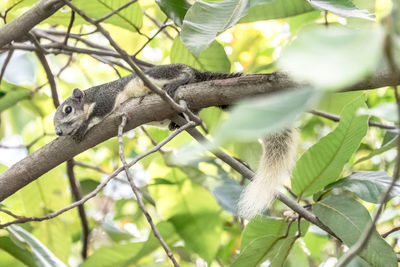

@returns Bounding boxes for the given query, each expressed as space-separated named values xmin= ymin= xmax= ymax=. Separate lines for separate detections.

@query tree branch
xmin=0 ymin=71 xmax=398 ymax=202
xmin=0 ymin=0 xmax=65 ymax=48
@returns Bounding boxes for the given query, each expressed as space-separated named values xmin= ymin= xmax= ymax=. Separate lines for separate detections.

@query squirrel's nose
xmin=55 ymin=128 xmax=63 ymax=136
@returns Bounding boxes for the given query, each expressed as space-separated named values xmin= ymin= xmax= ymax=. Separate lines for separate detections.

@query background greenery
xmin=0 ymin=0 xmax=400 ymax=266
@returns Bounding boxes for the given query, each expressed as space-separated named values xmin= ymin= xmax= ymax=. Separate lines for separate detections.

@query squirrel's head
xmin=54 ymin=88 xmax=87 ymax=137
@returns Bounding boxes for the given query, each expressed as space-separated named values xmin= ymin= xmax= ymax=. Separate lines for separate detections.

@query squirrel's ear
xmin=72 ymin=88 xmax=84 ymax=102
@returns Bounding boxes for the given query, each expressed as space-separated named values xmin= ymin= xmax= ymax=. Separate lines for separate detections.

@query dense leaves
xmin=0 ymin=0 xmax=398 ymax=266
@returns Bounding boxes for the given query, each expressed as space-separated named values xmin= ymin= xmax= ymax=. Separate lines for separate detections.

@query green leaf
xmin=313 ymin=195 xmax=397 ymax=267
xmin=0 ymin=236 xmax=38 ymax=267
xmin=7 ymin=225 xmax=67 ymax=267
xmin=150 ymin=169 xmax=222 ymax=262
xmin=169 ymin=212 xmax=222 ymax=262
xmin=240 ymin=0 xmax=314 ymax=23
xmin=291 ymin=95 xmax=369 ymax=197
xmin=0 ymin=82 xmax=31 ymax=112
xmin=213 ymin=87 xmax=321 ymax=144
xmin=181 ymin=0 xmax=250 ymax=56
xmin=278 ymin=25 xmax=384 ymax=90
xmin=44 ymin=0 xmax=143 ymax=32
xmin=128 ymin=222 xmax=179 ymax=263
xmin=171 ymin=37 xmax=230 ymax=72
xmin=232 ymin=217 xmax=309 ymax=267
xmin=309 ymin=0 xmax=375 ymax=21
xmin=156 ymin=0 xmax=191 ymax=26
xmin=80 ymin=243 xmax=141 ymax=267
xmin=81 ymin=222 xmax=178 ymax=266
xmin=325 ymin=171 xmax=400 ymax=203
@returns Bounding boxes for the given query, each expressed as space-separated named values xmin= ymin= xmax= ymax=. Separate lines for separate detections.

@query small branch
xmin=93 ymin=0 xmax=137 ymax=24
xmin=310 ymin=110 xmax=397 ymax=130
xmin=66 ymin=160 xmax=90 ymax=259
xmin=29 ymin=33 xmax=60 ymax=107
xmin=0 ymin=49 xmax=14 ymax=84
xmin=118 ymin=115 xmax=184 ymax=267
xmin=63 ymin=10 xmax=75 ymax=45
xmin=382 ymin=226 xmax=400 ymax=238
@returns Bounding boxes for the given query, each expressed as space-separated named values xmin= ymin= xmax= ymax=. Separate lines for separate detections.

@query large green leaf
xmin=0 ymin=236 xmax=38 ymax=267
xmin=240 ymin=0 xmax=314 ymax=23
xmin=80 ymin=222 xmax=178 ymax=266
xmin=313 ymin=195 xmax=397 ymax=267
xmin=232 ymin=217 xmax=309 ymax=267
xmin=170 ymin=38 xmax=230 ymax=72
xmin=291 ymin=95 xmax=369 ymax=197
xmin=44 ymin=0 xmax=143 ymax=32
xmin=150 ymin=169 xmax=222 ymax=262
xmin=7 ymin=225 xmax=67 ymax=267
xmin=213 ymin=87 xmax=321 ymax=144
xmin=309 ymin=0 xmax=375 ymax=20
xmin=278 ymin=25 xmax=384 ymax=90
xmin=181 ymin=0 xmax=251 ymax=56
xmin=0 ymin=82 xmax=31 ymax=112
xmin=325 ymin=171 xmax=400 ymax=203
xmin=156 ymin=0 xmax=191 ymax=26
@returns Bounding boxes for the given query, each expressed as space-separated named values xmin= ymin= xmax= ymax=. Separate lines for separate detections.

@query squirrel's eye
xmin=64 ymin=106 xmax=72 ymax=114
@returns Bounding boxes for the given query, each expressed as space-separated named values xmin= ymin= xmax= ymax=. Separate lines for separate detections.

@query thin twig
xmin=0 ymin=48 xmax=14 ymax=84
xmin=310 ymin=110 xmax=397 ymax=130
xmin=66 ymin=160 xmax=90 ymax=259
xmin=118 ymin=115 xmax=183 ymax=267
xmin=94 ymin=0 xmax=137 ymax=24
xmin=63 ymin=10 xmax=75 ymax=45
xmin=28 ymin=33 xmax=60 ymax=107
xmin=382 ymin=226 xmax=400 ymax=238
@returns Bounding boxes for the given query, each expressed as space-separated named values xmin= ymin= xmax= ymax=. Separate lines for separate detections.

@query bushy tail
xmin=238 ymin=129 xmax=298 ymax=219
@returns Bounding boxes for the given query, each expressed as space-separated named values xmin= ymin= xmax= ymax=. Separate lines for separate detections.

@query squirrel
xmin=53 ymin=63 xmax=297 ymax=219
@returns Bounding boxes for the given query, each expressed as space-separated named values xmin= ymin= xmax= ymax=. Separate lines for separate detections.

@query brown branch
xmin=93 ymin=0 xmax=137 ymax=24
xmin=29 ymin=33 xmax=60 ymax=107
xmin=310 ymin=109 xmax=397 ymax=130
xmin=118 ymin=115 xmax=184 ymax=267
xmin=0 ymin=71 xmax=398 ymax=202
xmin=0 ymin=124 xmax=190 ymax=228
xmin=0 ymin=48 xmax=14 ymax=84
xmin=63 ymin=10 xmax=75 ymax=45
xmin=382 ymin=226 xmax=400 ymax=238
xmin=66 ymin=160 xmax=90 ymax=259
xmin=0 ymin=0 xmax=65 ymax=48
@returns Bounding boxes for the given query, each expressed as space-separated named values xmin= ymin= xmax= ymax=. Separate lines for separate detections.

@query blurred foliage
xmin=0 ymin=0 xmax=400 ymax=266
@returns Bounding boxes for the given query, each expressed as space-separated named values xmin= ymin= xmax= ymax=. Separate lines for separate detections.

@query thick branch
xmin=0 ymin=0 xmax=64 ymax=48
xmin=0 ymin=71 xmax=398 ymax=201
